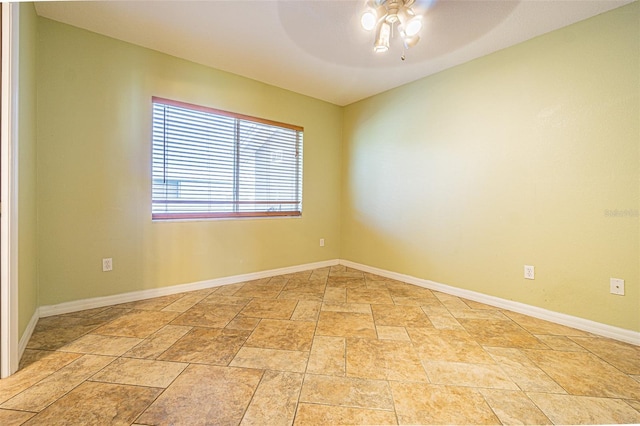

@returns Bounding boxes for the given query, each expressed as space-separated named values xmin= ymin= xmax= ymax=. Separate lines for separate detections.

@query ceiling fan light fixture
xmin=403 ymin=34 xmax=420 ymax=48
xmin=374 ymin=21 xmax=391 ymax=53
xmin=404 ymin=15 xmax=422 ymax=36
xmin=361 ymin=10 xmax=377 ymax=31
xmin=361 ymin=0 xmax=424 ymax=57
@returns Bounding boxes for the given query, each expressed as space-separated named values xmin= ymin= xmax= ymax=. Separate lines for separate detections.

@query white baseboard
xmin=39 ymin=259 xmax=339 ymax=318
xmin=340 ymin=259 xmax=640 ymax=346
xmin=18 ymin=308 xmax=40 ymax=360
xmin=36 ymin=257 xmax=638 ymax=346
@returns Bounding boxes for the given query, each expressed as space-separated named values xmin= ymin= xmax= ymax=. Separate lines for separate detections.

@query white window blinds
xmin=152 ymin=97 xmax=303 ymax=220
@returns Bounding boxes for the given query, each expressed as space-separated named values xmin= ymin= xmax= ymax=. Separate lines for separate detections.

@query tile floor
xmin=1 ymin=265 xmax=639 ymax=425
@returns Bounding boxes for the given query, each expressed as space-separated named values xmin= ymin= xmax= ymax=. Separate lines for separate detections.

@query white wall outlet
xmin=319 ymin=238 xmax=325 ymax=247
xmin=524 ymin=265 xmax=535 ymax=280
xmin=610 ymin=278 xmax=624 ymax=296
xmin=102 ymin=258 xmax=113 ymax=272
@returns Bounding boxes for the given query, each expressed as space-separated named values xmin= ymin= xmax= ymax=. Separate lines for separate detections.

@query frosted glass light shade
xmin=361 ymin=11 xmax=377 ymax=30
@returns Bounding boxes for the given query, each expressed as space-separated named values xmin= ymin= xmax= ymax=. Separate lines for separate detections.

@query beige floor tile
xmin=626 ymin=398 xmax=640 ymax=411
xmin=115 ymin=294 xmax=184 ymax=311
xmin=26 ymin=317 xmax=103 ymax=351
xmin=245 ymin=319 xmax=316 ymax=351
xmin=464 ymin=300 xmax=501 ymax=310
xmin=0 ymin=355 xmax=115 ymax=412
xmin=137 ymin=364 xmax=262 ymax=426
xmin=535 ymin=334 xmax=588 ymax=352
xmin=423 ymin=360 xmax=519 ymax=390
xmin=384 ymin=281 xmax=431 ymax=295
xmin=372 ymin=304 xmax=432 ymax=327
xmin=283 ymin=271 xmax=314 ymax=280
xmin=310 ymin=267 xmax=330 ymax=280
xmin=408 ymin=327 xmax=494 ymax=364
xmin=282 ymin=279 xmax=326 ymax=293
xmin=92 ymin=309 xmax=178 ymax=338
xmin=271 ymin=275 xmax=293 ymax=284
xmin=327 ymin=273 xmax=366 ymax=288
xmin=234 ymin=279 xmax=286 ymax=299
xmin=377 ymin=325 xmax=410 ymax=341
xmin=485 ymin=346 xmax=565 ymax=393
xmin=420 ymin=304 xmax=451 ymax=316
xmin=281 ymin=281 xmax=320 ymax=294
xmin=239 ymin=298 xmax=298 ymax=319
xmin=426 ymin=314 xmax=465 ymax=330
xmin=161 ymin=289 xmax=213 ymax=312
xmin=433 ymin=293 xmax=472 ymax=311
xmin=448 ymin=309 xmax=510 ymax=321
xmin=347 ymin=288 xmax=394 ymax=304
xmin=329 ymin=267 xmax=365 ymax=282
xmin=225 ymin=316 xmax=261 ymax=331
xmin=570 ymin=336 xmax=640 ymax=374
xmin=524 ymin=349 xmax=640 ymax=399
xmin=90 ymin=357 xmax=187 ymax=388
xmin=0 ymin=351 xmax=81 ymax=404
xmin=392 ymin=295 xmax=441 ymax=306
xmin=346 ymin=338 xmax=428 ymax=382
xmin=459 ymin=318 xmax=549 ymax=349
xmin=300 ymin=374 xmax=393 ymax=411
xmin=307 ymin=336 xmax=346 ymax=376
xmin=59 ymin=334 xmax=143 ymax=356
xmin=294 ymin=403 xmax=398 ymax=425
xmin=30 ymin=315 xmax=95 ymax=331
xmin=321 ymin=302 xmax=371 ymax=314
xmin=282 ymin=279 xmax=327 ymax=293
xmin=18 ymin=349 xmax=69 ymax=370
xmin=59 ymin=306 xmax=111 ymax=319
xmin=326 ymin=275 xmax=356 ymax=287
xmin=323 ymin=287 xmax=346 ymax=303
xmin=230 ymin=347 xmax=309 ymax=372
xmin=316 ymin=311 xmax=377 ymax=339
xmin=0 ymin=408 xmax=36 ymax=426
xmin=364 ymin=280 xmax=390 ymax=290
xmin=278 ymin=290 xmax=325 ymax=302
xmin=503 ymin=311 xmax=590 ymax=337
xmin=241 ymin=370 xmax=303 ymax=426
xmin=363 ymin=272 xmax=389 ymax=281
xmin=210 ymin=282 xmax=246 ymax=296
xmin=291 ymin=300 xmax=322 ymax=322
xmin=478 ymin=389 xmax=551 ymax=425
xmin=527 ymin=392 xmax=640 ymax=424
xmin=387 ymin=284 xmax=438 ymax=306
xmin=123 ymin=324 xmax=191 ymax=359
xmin=16 ymin=267 xmax=640 ymax=425
xmin=85 ymin=307 xmax=132 ymax=323
xmin=391 ymin=382 xmax=500 ymax=425
xmin=23 ymin=381 xmax=161 ymax=426
xmin=170 ymin=303 xmax=243 ymax=328
xmin=159 ymin=327 xmax=250 ymax=365
xmin=200 ymin=293 xmax=253 ymax=306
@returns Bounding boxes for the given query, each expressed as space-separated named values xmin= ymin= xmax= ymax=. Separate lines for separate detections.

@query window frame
xmin=151 ymin=97 xmax=304 ymax=221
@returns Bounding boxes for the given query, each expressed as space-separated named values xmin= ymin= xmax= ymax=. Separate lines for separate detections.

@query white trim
xmin=18 ymin=308 xmax=38 ymax=360
xmin=1 ymin=3 xmax=20 ymax=378
xmin=340 ymin=259 xmax=640 ymax=346
xmin=39 ymin=259 xmax=339 ymax=317
xmin=37 ymin=257 xmax=640 ymax=346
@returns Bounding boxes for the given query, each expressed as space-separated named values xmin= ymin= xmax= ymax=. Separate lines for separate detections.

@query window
xmin=152 ymin=97 xmax=303 ymax=220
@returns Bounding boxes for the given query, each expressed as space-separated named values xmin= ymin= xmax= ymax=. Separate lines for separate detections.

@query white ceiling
xmin=35 ymin=0 xmax=633 ymax=106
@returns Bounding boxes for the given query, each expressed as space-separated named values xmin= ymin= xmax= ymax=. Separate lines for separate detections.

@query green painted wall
xmin=36 ymin=18 xmax=343 ymax=306
xmin=342 ymin=3 xmax=639 ymax=331
xmin=18 ymin=3 xmax=38 ymax=338
xmin=32 ymin=3 xmax=639 ymax=334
